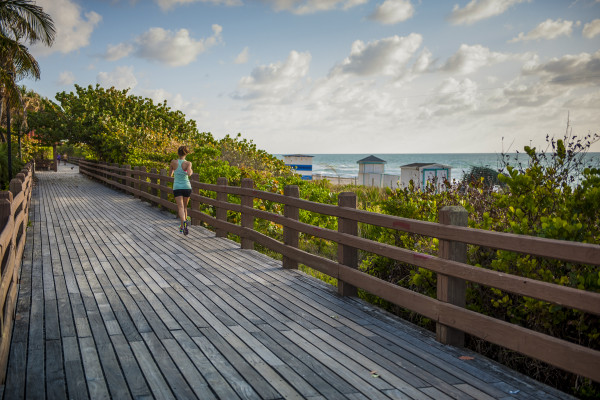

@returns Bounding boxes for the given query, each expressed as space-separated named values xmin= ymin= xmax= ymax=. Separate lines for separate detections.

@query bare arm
xmin=184 ymin=161 xmax=193 ymax=176
xmin=168 ymin=160 xmax=176 ymax=177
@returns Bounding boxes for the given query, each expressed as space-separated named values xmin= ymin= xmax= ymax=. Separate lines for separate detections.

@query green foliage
xmin=28 ymin=84 xmax=200 ymax=163
xmin=0 ymin=141 xmax=25 ymax=189
xmin=362 ymin=132 xmax=600 ymax=397
xmin=462 ymin=165 xmax=504 ymax=188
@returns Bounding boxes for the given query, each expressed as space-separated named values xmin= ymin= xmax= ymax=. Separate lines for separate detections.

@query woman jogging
xmin=169 ymin=146 xmax=193 ymax=235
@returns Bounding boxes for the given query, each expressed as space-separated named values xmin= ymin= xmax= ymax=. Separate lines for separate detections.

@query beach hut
xmin=400 ymin=163 xmax=452 ymax=191
xmin=357 ymin=155 xmax=400 ymax=188
xmin=283 ymin=154 xmax=314 ymax=180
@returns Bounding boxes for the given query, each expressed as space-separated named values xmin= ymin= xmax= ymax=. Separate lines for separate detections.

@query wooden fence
xmin=74 ymin=159 xmax=600 ymax=383
xmin=0 ymin=164 xmax=34 ymax=383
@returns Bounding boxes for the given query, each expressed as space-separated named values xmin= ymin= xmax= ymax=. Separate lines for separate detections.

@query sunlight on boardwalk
xmin=1 ymin=164 xmax=573 ymax=399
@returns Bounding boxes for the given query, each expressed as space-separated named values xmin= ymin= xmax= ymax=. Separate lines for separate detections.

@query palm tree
xmin=1 ymin=0 xmax=55 ymax=140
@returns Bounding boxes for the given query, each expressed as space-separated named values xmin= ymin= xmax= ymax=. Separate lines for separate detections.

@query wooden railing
xmin=75 ymin=159 xmax=600 ymax=382
xmin=0 ymin=164 xmax=34 ymax=383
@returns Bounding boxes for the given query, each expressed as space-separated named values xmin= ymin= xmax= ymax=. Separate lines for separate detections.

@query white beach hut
xmin=283 ymin=154 xmax=314 ymax=180
xmin=400 ymin=163 xmax=452 ymax=192
xmin=357 ymin=155 xmax=400 ymax=188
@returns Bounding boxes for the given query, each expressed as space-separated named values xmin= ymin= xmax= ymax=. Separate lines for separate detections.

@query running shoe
xmin=179 ymin=225 xmax=184 ymax=234
xmin=183 ymin=221 xmax=189 ymax=236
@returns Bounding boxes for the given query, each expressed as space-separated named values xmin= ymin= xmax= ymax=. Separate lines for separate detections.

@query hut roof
xmin=357 ymin=155 xmax=386 ymax=164
xmin=401 ymin=163 xmax=451 ymax=168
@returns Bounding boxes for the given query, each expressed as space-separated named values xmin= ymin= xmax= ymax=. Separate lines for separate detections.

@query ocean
xmin=276 ymin=153 xmax=600 ymax=183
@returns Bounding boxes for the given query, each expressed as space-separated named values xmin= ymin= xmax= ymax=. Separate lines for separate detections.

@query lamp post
xmin=6 ymin=72 xmax=13 ymax=180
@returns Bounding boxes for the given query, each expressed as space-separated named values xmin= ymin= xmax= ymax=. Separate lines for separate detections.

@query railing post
xmin=53 ymin=144 xmax=58 ymax=172
xmin=9 ymin=178 xmax=23 ymax=199
xmin=101 ymin=161 xmax=107 ymax=182
xmin=437 ymin=205 xmax=468 ymax=347
xmin=124 ymin=165 xmax=132 ymax=192
xmin=241 ymin=178 xmax=254 ymax=250
xmin=119 ymin=164 xmax=126 ymax=188
xmin=215 ymin=177 xmax=228 ymax=238
xmin=139 ymin=166 xmax=148 ymax=201
xmin=337 ymin=192 xmax=358 ymax=297
xmin=160 ymin=169 xmax=169 ymax=210
xmin=283 ymin=185 xmax=299 ymax=269
xmin=190 ymin=173 xmax=199 ymax=225
xmin=110 ymin=163 xmax=118 ymax=188
xmin=150 ymin=168 xmax=158 ymax=206
xmin=0 ymin=192 xmax=13 ymax=229
xmin=134 ymin=166 xmax=141 ymax=198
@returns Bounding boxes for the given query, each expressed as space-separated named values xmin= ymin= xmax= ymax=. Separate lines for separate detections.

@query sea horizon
xmin=276 ymin=152 xmax=600 ymax=182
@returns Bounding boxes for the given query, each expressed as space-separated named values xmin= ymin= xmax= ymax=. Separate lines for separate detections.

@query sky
xmin=23 ymin=0 xmax=600 ymax=154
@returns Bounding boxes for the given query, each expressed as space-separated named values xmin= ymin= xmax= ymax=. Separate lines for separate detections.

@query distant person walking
xmin=63 ymin=153 xmax=68 ymax=165
xmin=169 ymin=146 xmax=193 ymax=235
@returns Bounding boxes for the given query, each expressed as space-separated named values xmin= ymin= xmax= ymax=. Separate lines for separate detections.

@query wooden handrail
xmin=0 ymin=163 xmax=34 ymax=385
xmin=77 ymin=159 xmax=600 ymax=382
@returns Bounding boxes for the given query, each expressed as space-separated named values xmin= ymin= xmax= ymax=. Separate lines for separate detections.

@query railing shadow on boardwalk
xmin=0 ymin=162 xmax=595 ymax=399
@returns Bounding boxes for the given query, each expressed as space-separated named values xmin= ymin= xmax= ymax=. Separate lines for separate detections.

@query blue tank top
xmin=173 ymin=159 xmax=191 ymax=190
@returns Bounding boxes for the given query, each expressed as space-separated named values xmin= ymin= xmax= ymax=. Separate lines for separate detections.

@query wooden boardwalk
xmin=1 ymin=165 xmax=574 ymax=399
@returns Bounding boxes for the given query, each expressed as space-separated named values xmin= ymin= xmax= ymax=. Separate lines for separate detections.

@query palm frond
xmin=0 ymin=0 xmax=55 ymax=45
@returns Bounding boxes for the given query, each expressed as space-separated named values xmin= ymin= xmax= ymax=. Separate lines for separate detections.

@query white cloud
xmin=442 ymin=44 xmax=509 ymax=74
xmin=583 ymin=19 xmax=600 ymax=39
xmin=332 ymin=33 xmax=423 ymax=77
xmin=234 ymin=47 xmax=250 ymax=64
xmin=156 ymin=0 xmax=242 ymax=12
xmin=58 ymin=71 xmax=76 ymax=86
xmin=262 ymin=0 xmax=368 ymax=15
xmin=369 ymin=0 xmax=415 ymax=25
xmin=498 ymin=80 xmax=562 ymax=108
xmin=104 ymin=43 xmax=135 ymax=61
xmin=97 ymin=66 xmax=138 ymax=90
xmin=448 ymin=0 xmax=528 ymax=25
xmin=522 ymin=50 xmax=600 ymax=86
xmin=411 ymin=48 xmax=434 ymax=74
xmin=418 ymin=78 xmax=479 ymax=118
xmin=31 ymin=0 xmax=101 ymax=55
xmin=142 ymin=88 xmax=208 ymax=120
xmin=563 ymin=90 xmax=600 ymax=109
xmin=135 ymin=24 xmax=222 ymax=66
xmin=233 ymin=50 xmax=311 ymax=100
xmin=509 ymin=19 xmax=578 ymax=43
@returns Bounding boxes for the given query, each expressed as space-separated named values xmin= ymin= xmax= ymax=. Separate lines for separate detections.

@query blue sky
xmin=26 ymin=0 xmax=600 ymax=154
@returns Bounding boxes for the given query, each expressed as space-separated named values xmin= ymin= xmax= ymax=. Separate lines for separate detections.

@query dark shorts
xmin=173 ymin=189 xmax=192 ymax=198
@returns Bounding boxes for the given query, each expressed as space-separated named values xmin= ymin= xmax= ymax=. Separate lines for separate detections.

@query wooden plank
xmin=227 ymin=325 xmax=306 ymax=399
xmin=280 ymin=328 xmax=394 ymax=400
xmin=2 ymin=341 xmax=26 ymax=399
xmin=62 ymin=336 xmax=89 ymax=400
xmin=95 ymin=340 xmax=132 ymax=400
xmin=46 ymin=339 xmax=67 ymax=399
xmin=140 ymin=332 xmax=196 ymax=399
xmin=110 ymin=335 xmax=152 ymax=399
xmin=79 ymin=336 xmax=110 ymax=399
xmin=255 ymin=324 xmax=357 ymax=397
xmin=161 ymin=338 xmax=218 ymax=399
xmin=130 ymin=339 xmax=176 ymax=400
xmin=171 ymin=329 xmax=241 ymax=399
xmin=191 ymin=332 xmax=261 ymax=400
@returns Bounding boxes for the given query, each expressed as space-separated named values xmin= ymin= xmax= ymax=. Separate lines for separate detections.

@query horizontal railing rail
xmin=76 ymin=159 xmax=600 ymax=382
xmin=0 ymin=164 xmax=34 ymax=384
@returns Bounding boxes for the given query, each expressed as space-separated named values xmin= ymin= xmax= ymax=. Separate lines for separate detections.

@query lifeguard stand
xmin=283 ymin=154 xmax=314 ymax=180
